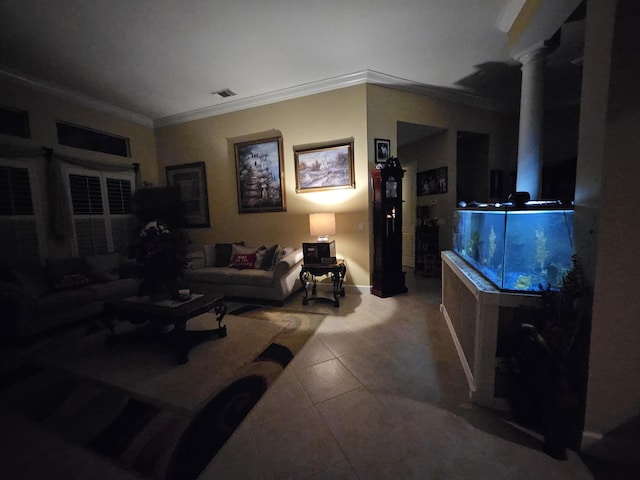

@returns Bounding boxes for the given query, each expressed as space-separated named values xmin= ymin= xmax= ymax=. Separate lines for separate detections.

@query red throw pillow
xmin=229 ymin=252 xmax=257 ymax=269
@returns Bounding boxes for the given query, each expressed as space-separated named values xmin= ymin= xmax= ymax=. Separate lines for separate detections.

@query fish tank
xmin=452 ymin=205 xmax=574 ymax=291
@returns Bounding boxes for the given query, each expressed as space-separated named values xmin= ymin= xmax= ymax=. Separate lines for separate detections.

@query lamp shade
xmin=309 ymin=212 xmax=336 ymax=240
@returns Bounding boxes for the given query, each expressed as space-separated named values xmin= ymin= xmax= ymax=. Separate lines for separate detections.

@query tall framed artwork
xmin=166 ymin=162 xmax=210 ymax=227
xmin=234 ymin=136 xmax=286 ymax=213
xmin=294 ymin=139 xmax=355 ymax=193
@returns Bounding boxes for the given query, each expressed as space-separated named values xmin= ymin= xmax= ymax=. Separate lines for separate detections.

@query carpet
xmin=0 ymin=304 xmax=325 ymax=480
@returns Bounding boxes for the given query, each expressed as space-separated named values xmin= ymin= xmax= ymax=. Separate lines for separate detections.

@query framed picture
xmin=234 ymin=136 xmax=286 ymax=213
xmin=374 ymin=138 xmax=390 ymax=165
xmin=166 ymin=162 xmax=210 ymax=227
xmin=294 ymin=139 xmax=355 ymax=192
xmin=417 ymin=166 xmax=448 ymax=196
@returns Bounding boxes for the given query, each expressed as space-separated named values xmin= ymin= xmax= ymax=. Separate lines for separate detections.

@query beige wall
xmin=155 ymin=85 xmax=371 ymax=287
xmin=0 ymin=76 xmax=159 ymax=258
xmin=582 ymin=0 xmax=640 ymax=437
xmin=367 ymin=85 xmax=518 ymax=253
xmin=401 ymin=130 xmax=453 ymax=250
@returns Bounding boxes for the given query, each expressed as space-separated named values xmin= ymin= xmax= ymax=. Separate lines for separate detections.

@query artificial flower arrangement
xmin=135 ymin=220 xmax=188 ymax=300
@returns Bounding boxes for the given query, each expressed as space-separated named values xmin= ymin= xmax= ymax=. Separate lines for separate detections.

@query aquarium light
xmin=508 ymin=209 xmax=573 ymax=215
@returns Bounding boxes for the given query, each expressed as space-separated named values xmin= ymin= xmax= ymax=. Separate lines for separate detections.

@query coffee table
xmin=104 ymin=294 xmax=227 ymax=364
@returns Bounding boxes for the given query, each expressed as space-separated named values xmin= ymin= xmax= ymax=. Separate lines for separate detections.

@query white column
xmin=516 ymin=45 xmax=546 ymax=200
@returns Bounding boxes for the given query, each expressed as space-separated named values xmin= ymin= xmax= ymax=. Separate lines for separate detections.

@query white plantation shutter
xmin=0 ymin=164 xmax=41 ymax=266
xmin=106 ymin=178 xmax=132 ymax=214
xmin=110 ymin=216 xmax=136 ymax=254
xmin=67 ymin=168 xmax=135 ymax=256
xmin=74 ymin=217 xmax=109 ymax=256
xmin=106 ymin=177 xmax=135 ymax=255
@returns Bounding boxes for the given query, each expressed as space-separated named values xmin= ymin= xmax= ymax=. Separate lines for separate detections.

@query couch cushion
xmin=83 ymin=278 xmax=138 ymax=301
xmin=85 ymin=253 xmax=121 ymax=282
xmin=184 ymin=267 xmax=274 ymax=288
xmin=12 ymin=265 xmax=50 ymax=298
xmin=35 ymin=288 xmax=96 ymax=316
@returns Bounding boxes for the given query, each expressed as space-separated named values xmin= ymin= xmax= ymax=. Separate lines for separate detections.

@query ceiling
xmin=0 ymin=0 xmax=584 ymax=126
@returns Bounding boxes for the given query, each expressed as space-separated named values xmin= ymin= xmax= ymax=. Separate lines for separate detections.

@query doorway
xmin=456 ymin=131 xmax=490 ymax=204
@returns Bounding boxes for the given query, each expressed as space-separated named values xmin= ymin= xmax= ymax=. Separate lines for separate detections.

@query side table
xmin=300 ymin=260 xmax=346 ymax=307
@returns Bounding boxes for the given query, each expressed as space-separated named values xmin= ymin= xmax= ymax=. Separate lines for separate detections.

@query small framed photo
xmin=417 ymin=166 xmax=448 ymax=196
xmin=374 ymin=138 xmax=390 ymax=165
xmin=166 ymin=162 xmax=210 ymax=228
xmin=294 ymin=139 xmax=355 ymax=192
xmin=234 ymin=136 xmax=286 ymax=213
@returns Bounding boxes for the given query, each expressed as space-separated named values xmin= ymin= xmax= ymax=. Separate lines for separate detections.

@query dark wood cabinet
xmin=414 ymin=225 xmax=440 ymax=275
xmin=371 ymin=159 xmax=408 ymax=297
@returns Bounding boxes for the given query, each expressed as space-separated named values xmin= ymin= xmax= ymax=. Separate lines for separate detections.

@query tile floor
xmin=201 ymin=273 xmax=596 ymax=479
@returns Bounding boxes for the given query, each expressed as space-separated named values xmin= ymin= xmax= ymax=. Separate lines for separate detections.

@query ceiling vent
xmin=211 ymin=88 xmax=236 ymax=98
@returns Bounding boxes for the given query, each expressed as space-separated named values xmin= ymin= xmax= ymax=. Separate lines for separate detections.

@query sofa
xmin=181 ymin=242 xmax=304 ymax=305
xmin=0 ymin=253 xmax=139 ymax=339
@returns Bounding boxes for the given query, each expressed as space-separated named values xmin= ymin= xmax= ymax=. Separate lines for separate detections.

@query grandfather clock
xmin=371 ymin=158 xmax=408 ymax=297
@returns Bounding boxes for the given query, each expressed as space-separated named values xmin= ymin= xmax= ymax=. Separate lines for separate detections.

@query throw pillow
xmin=184 ymin=245 xmax=206 ymax=270
xmin=276 ymin=246 xmax=294 ymax=262
xmin=47 ymin=258 xmax=92 ymax=291
xmin=203 ymin=244 xmax=216 ymax=267
xmin=213 ymin=242 xmax=244 ymax=267
xmin=231 ymin=244 xmax=258 ymax=256
xmin=85 ymin=253 xmax=121 ymax=282
xmin=260 ymin=244 xmax=279 ymax=271
xmin=229 ymin=252 xmax=258 ymax=269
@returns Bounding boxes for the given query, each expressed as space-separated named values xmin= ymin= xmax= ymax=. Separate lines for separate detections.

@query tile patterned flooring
xmin=201 ymin=273 xmax=595 ymax=479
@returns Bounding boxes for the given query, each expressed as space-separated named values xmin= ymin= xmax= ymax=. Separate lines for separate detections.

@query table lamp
xmin=309 ymin=212 xmax=336 ymax=242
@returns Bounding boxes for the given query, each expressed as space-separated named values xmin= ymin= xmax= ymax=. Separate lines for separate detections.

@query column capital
xmin=514 ymin=42 xmax=547 ymax=66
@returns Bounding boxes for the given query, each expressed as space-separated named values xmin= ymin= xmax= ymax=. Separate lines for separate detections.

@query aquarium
xmin=453 ymin=207 xmax=574 ymax=291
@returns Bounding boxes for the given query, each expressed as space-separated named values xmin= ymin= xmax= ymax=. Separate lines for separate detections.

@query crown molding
xmin=364 ymin=70 xmax=512 ymax=112
xmin=0 ymin=68 xmax=154 ymax=128
xmin=1 ymin=66 xmax=508 ymax=130
xmin=155 ymin=70 xmax=507 ymax=127
xmin=154 ymin=71 xmax=372 ymax=128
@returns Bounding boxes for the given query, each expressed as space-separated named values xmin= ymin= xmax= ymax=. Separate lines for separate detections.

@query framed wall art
xmin=294 ymin=139 xmax=355 ymax=193
xmin=374 ymin=138 xmax=390 ymax=166
xmin=234 ymin=136 xmax=286 ymax=213
xmin=417 ymin=166 xmax=448 ymax=196
xmin=166 ymin=162 xmax=211 ymax=227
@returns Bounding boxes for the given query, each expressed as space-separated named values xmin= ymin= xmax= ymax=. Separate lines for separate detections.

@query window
xmin=0 ymin=105 xmax=31 ymax=138
xmin=66 ymin=167 xmax=136 ymax=256
xmin=0 ymin=161 xmax=41 ymax=266
xmin=57 ymin=121 xmax=130 ymax=157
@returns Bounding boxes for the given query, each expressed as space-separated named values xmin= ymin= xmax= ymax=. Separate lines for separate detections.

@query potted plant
xmin=510 ymin=255 xmax=590 ymax=460
xmin=131 ymin=186 xmax=189 ymax=301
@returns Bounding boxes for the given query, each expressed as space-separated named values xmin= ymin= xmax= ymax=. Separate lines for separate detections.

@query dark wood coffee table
xmin=104 ymin=294 xmax=227 ymax=364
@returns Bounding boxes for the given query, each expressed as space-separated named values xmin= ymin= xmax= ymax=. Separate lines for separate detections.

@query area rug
xmin=0 ymin=305 xmax=325 ymax=480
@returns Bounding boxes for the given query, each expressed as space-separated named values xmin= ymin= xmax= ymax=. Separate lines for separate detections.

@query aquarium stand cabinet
xmin=371 ymin=160 xmax=408 ymax=298
xmin=440 ymin=251 xmax=541 ymax=410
